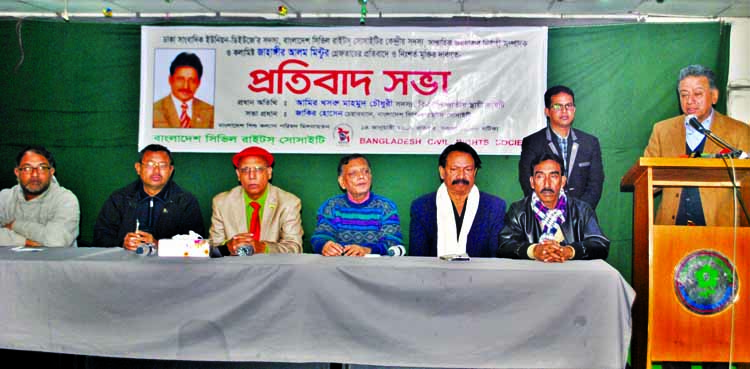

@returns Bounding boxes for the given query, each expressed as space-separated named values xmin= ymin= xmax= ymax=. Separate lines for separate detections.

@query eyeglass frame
xmin=549 ymin=103 xmax=576 ymax=112
xmin=237 ymin=166 xmax=269 ymax=175
xmin=139 ymin=161 xmax=172 ymax=170
xmin=16 ymin=164 xmax=53 ymax=173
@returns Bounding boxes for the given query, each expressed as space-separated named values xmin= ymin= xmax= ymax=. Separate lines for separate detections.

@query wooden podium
xmin=621 ymin=158 xmax=750 ymax=369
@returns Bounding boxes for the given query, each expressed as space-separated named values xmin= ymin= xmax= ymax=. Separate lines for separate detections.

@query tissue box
xmin=158 ymin=239 xmax=210 ymax=257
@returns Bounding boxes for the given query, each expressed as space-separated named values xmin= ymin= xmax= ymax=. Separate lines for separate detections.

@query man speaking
xmin=644 ymin=64 xmax=750 ymax=226
xmin=153 ymin=52 xmax=214 ymax=129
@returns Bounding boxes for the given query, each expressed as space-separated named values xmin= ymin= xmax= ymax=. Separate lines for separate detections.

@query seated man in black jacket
xmin=94 ymin=144 xmax=205 ymax=249
xmin=498 ymin=152 xmax=608 ymax=262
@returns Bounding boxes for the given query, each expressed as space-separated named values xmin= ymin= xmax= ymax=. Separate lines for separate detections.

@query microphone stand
xmin=687 ymin=117 xmax=750 ymax=224
xmin=688 ymin=118 xmax=743 ymax=158
xmin=702 ymin=128 xmax=743 ymax=158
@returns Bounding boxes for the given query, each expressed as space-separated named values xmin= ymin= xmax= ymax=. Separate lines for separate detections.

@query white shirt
xmin=684 ymin=108 xmax=714 ymax=151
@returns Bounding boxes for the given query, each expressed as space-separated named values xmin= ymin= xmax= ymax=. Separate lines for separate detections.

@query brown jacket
xmin=644 ymin=112 xmax=750 ymax=226
xmin=209 ymin=184 xmax=303 ymax=253
xmin=153 ymin=95 xmax=214 ymax=129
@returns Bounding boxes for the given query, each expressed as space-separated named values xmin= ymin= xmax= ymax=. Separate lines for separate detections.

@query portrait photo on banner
xmin=153 ymin=48 xmax=216 ymax=129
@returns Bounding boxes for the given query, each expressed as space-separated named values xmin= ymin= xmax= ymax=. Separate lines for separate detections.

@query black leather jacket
xmin=498 ymin=196 xmax=609 ymax=260
xmin=93 ymin=180 xmax=205 ymax=247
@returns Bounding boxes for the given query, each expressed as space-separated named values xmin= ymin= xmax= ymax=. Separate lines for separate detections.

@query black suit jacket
xmin=518 ymin=126 xmax=604 ymax=209
xmin=409 ymin=191 xmax=506 ymax=258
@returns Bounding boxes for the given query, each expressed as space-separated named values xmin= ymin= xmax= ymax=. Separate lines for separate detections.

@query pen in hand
xmin=133 ymin=219 xmax=143 ymax=245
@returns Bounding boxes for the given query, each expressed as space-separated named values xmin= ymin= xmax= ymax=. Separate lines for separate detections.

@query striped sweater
xmin=311 ymin=193 xmax=403 ymax=255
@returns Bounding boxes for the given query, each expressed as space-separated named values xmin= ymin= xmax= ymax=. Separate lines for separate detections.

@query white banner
xmin=139 ymin=26 xmax=547 ymax=155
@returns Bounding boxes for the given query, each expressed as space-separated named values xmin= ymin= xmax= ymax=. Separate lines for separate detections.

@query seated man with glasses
xmin=312 ymin=154 xmax=403 ymax=256
xmin=0 ymin=145 xmax=80 ymax=247
xmin=410 ymin=142 xmax=506 ymax=257
xmin=518 ymin=85 xmax=604 ymax=210
xmin=94 ymin=144 xmax=205 ymax=248
xmin=210 ymin=146 xmax=303 ymax=255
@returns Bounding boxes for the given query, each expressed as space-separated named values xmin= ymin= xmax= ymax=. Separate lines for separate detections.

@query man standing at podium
xmin=644 ymin=64 xmax=750 ymax=226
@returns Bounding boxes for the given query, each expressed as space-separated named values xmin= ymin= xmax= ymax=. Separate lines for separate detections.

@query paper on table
xmin=11 ymin=246 xmax=44 ymax=252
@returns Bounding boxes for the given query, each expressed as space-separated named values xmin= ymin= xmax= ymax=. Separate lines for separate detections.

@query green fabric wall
xmin=0 ymin=19 xmax=731 ymax=281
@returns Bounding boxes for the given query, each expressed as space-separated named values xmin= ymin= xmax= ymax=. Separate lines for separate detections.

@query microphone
xmin=686 ymin=115 xmax=745 ymax=158
xmin=387 ymin=245 xmax=406 ymax=257
xmin=686 ymin=115 xmax=707 ymax=134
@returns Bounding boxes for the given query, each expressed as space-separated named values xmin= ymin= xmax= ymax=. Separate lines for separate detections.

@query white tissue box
xmin=158 ymin=239 xmax=210 ymax=257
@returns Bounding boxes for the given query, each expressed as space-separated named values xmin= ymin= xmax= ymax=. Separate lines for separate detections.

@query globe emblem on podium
xmin=674 ymin=250 xmax=738 ymax=315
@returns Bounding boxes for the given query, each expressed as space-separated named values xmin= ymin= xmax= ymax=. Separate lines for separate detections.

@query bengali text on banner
xmin=138 ymin=26 xmax=547 ymax=155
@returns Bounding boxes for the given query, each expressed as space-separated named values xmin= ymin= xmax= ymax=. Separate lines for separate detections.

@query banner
xmin=139 ymin=26 xmax=547 ymax=154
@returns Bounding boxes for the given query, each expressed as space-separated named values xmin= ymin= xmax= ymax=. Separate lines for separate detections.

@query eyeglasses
xmin=238 ymin=166 xmax=268 ymax=175
xmin=550 ymin=103 xmax=576 ymax=112
xmin=346 ymin=168 xmax=371 ymax=179
xmin=17 ymin=165 xmax=52 ymax=173
xmin=141 ymin=161 xmax=171 ymax=170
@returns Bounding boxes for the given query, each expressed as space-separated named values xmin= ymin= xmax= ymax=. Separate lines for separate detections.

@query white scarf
xmin=436 ymin=183 xmax=480 ymax=257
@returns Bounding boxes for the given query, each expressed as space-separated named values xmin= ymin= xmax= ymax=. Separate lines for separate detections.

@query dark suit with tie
xmin=518 ymin=126 xmax=604 ymax=209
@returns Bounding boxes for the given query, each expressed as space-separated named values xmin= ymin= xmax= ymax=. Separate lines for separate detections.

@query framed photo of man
xmin=152 ymin=49 xmax=216 ymax=129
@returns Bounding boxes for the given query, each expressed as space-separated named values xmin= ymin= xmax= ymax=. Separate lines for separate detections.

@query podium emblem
xmin=674 ymin=250 xmax=738 ymax=315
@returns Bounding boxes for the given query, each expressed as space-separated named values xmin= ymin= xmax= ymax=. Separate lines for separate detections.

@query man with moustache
xmin=645 ymin=64 xmax=750 ymax=227
xmin=153 ymin=51 xmax=214 ymax=129
xmin=210 ymin=146 xmax=303 ymax=255
xmin=94 ymin=144 xmax=205 ymax=249
xmin=409 ymin=142 xmax=506 ymax=257
xmin=518 ymin=85 xmax=604 ymax=209
xmin=0 ymin=146 xmax=80 ymax=247
xmin=312 ymin=154 xmax=403 ymax=256
xmin=498 ymin=153 xmax=609 ymax=262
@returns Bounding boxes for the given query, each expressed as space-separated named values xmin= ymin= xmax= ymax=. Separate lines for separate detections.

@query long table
xmin=0 ymin=247 xmax=634 ymax=369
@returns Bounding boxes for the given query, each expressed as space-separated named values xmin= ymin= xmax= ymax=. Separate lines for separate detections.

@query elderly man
xmin=410 ymin=142 xmax=506 ymax=257
xmin=94 ymin=144 xmax=205 ymax=249
xmin=645 ymin=64 xmax=750 ymax=227
xmin=312 ymin=154 xmax=403 ymax=256
xmin=153 ymin=51 xmax=214 ymax=128
xmin=0 ymin=146 xmax=79 ymax=247
xmin=498 ymin=153 xmax=609 ymax=262
xmin=518 ymin=85 xmax=604 ymax=209
xmin=210 ymin=146 xmax=303 ymax=255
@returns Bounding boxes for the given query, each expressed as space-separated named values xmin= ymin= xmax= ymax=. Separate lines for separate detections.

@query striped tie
xmin=179 ymin=103 xmax=191 ymax=128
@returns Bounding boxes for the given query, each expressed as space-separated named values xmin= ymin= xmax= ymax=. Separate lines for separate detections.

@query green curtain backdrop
xmin=0 ymin=19 xmax=731 ymax=282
